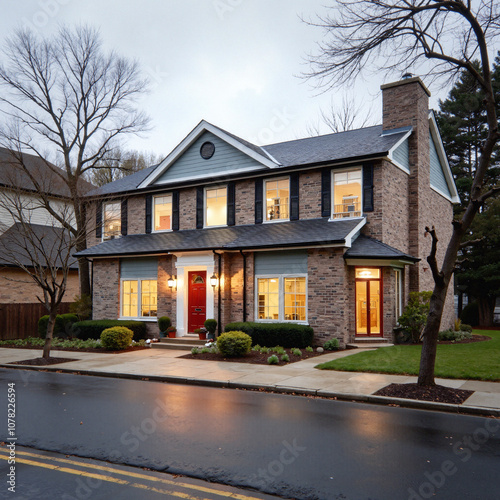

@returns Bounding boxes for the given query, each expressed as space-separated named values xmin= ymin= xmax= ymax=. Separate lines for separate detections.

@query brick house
xmin=78 ymin=77 xmax=459 ymax=346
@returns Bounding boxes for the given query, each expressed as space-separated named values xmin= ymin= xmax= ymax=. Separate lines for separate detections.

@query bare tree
xmin=306 ymin=1 xmax=499 ymax=386
xmin=0 ymin=183 xmax=78 ymax=359
xmin=0 ymin=25 xmax=151 ymax=297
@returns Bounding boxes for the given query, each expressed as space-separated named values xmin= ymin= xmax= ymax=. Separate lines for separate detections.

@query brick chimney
xmin=381 ymin=77 xmax=431 ymax=292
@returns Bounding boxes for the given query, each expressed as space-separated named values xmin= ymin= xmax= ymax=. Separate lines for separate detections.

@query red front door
xmin=188 ymin=271 xmax=207 ymax=332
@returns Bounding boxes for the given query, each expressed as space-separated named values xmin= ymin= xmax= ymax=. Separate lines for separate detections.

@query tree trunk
xmin=78 ymin=256 xmax=91 ymax=298
xmin=43 ymin=312 xmax=57 ymax=359
xmin=478 ymin=296 xmax=495 ymax=326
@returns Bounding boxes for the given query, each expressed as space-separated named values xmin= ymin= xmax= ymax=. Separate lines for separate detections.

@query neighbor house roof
xmin=0 ymin=223 xmax=79 ymax=270
xmin=0 ymin=148 xmax=93 ymax=198
xmin=88 ymin=123 xmax=413 ymax=197
xmin=76 ymin=218 xmax=367 ymax=258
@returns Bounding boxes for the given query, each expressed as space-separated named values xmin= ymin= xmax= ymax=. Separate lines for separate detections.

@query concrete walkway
xmin=1 ymin=346 xmax=499 ymax=416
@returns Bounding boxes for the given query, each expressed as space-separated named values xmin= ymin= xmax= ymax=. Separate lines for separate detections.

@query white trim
xmin=254 ymin=274 xmax=308 ymax=324
xmin=386 ymin=129 xmax=412 ymax=174
xmin=138 ymin=120 xmax=280 ymax=188
xmin=428 ymin=111 xmax=460 ymax=203
xmin=174 ymin=252 xmax=215 ymax=336
xmin=344 ymin=218 xmax=367 ymax=247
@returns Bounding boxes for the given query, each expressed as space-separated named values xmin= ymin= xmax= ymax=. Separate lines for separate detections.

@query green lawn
xmin=316 ymin=330 xmax=500 ymax=381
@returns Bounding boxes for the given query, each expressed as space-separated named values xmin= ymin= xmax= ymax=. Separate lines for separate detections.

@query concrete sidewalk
xmin=1 ymin=346 xmax=499 ymax=416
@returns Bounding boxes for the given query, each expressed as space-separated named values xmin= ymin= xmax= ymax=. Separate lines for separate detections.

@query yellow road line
xmin=0 ymin=450 xmax=262 ymax=500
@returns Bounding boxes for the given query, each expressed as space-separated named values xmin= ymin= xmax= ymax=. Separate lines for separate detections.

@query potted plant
xmin=196 ymin=327 xmax=207 ymax=340
xmin=166 ymin=326 xmax=176 ymax=338
xmin=204 ymin=319 xmax=217 ymax=340
xmin=158 ymin=316 xmax=171 ymax=338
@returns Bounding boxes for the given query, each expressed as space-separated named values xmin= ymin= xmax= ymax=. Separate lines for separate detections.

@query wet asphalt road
xmin=0 ymin=369 xmax=499 ymax=500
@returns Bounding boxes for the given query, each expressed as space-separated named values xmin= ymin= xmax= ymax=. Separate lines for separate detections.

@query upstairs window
xmin=265 ymin=178 xmax=289 ymax=221
xmin=103 ymin=201 xmax=121 ymax=240
xmin=332 ymin=168 xmax=362 ymax=219
xmin=205 ymin=186 xmax=227 ymax=227
xmin=153 ymin=195 xmax=172 ymax=231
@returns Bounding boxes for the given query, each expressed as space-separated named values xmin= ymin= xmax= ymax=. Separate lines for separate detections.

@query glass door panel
xmin=356 ymin=280 xmax=368 ymax=334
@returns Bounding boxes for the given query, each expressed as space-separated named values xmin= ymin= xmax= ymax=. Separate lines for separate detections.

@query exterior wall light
xmin=168 ymin=275 xmax=177 ymax=289
xmin=210 ymin=274 xmax=218 ymax=288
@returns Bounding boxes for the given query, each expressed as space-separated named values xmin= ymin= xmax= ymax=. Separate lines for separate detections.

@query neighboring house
xmin=0 ymin=148 xmax=83 ymax=304
xmin=78 ymin=77 xmax=459 ymax=346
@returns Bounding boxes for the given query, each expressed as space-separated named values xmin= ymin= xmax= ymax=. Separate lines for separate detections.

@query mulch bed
xmin=179 ymin=348 xmax=326 ymax=365
xmin=374 ymin=383 xmax=474 ymax=404
xmin=8 ymin=357 xmax=79 ymax=366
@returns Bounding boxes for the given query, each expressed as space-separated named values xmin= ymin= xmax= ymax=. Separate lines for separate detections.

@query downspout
xmin=213 ymin=250 xmax=222 ymax=335
xmin=239 ymin=250 xmax=247 ymax=322
xmin=87 ymin=258 xmax=94 ymax=319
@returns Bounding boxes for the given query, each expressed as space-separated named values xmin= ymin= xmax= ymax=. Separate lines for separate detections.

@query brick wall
xmin=127 ymin=195 xmax=146 ymax=235
xmin=157 ymin=255 xmax=176 ymax=324
xmin=179 ymin=187 xmax=197 ymax=230
xmin=92 ymin=259 xmax=120 ymax=320
xmin=235 ymin=179 xmax=255 ymax=225
xmin=299 ymin=170 xmax=322 ymax=219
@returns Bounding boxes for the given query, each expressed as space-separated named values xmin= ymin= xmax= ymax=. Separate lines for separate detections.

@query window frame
xmin=152 ymin=193 xmax=173 ymax=233
xmin=255 ymin=273 xmax=308 ymax=324
xmin=120 ymin=278 xmax=158 ymax=320
xmin=394 ymin=268 xmax=403 ymax=323
xmin=102 ymin=201 xmax=121 ymax=241
xmin=264 ymin=176 xmax=290 ymax=223
xmin=330 ymin=167 xmax=364 ymax=220
xmin=204 ymin=185 xmax=228 ymax=228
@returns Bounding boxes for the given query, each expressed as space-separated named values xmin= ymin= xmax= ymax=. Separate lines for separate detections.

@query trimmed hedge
xmin=224 ymin=322 xmax=313 ymax=348
xmin=73 ymin=320 xmax=147 ymax=341
xmin=100 ymin=327 xmax=134 ymax=350
xmin=38 ymin=314 xmax=79 ymax=339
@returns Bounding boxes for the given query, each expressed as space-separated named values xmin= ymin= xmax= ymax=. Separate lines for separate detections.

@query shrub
xmin=438 ymin=329 xmax=473 ymax=341
xmin=291 ymin=348 xmax=302 ymax=356
xmin=204 ymin=319 xmax=217 ymax=334
xmin=191 ymin=347 xmax=199 ymax=355
xmin=461 ymin=301 xmax=479 ymax=326
xmin=158 ymin=316 xmax=171 ymax=333
xmin=100 ymin=327 xmax=133 ymax=350
xmin=224 ymin=322 xmax=313 ymax=348
xmin=398 ymin=291 xmax=432 ymax=343
xmin=323 ymin=339 xmax=340 ymax=351
xmin=73 ymin=320 xmax=146 ymax=341
xmin=201 ymin=347 xmax=210 ymax=354
xmin=267 ymin=354 xmax=279 ymax=365
xmin=216 ymin=331 xmax=252 ymax=357
xmin=461 ymin=323 xmax=473 ymax=333
xmin=281 ymin=354 xmax=290 ymax=362
xmin=305 ymin=346 xmax=314 ymax=352
xmin=273 ymin=346 xmax=285 ymax=355
xmin=252 ymin=344 xmax=262 ymax=351
xmin=260 ymin=346 xmax=270 ymax=354
xmin=38 ymin=313 xmax=79 ymax=339
xmin=69 ymin=294 xmax=92 ymax=321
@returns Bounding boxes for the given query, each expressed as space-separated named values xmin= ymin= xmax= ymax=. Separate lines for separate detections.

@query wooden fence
xmin=0 ymin=302 xmax=71 ymax=340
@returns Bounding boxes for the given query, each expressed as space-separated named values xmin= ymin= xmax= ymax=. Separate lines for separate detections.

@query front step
xmin=346 ymin=338 xmax=393 ymax=349
xmin=152 ymin=336 xmax=209 ymax=350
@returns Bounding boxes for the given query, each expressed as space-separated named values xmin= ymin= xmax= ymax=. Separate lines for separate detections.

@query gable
xmin=429 ymin=131 xmax=452 ymax=198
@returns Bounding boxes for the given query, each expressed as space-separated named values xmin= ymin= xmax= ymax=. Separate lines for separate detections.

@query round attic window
xmin=200 ymin=141 xmax=215 ymax=160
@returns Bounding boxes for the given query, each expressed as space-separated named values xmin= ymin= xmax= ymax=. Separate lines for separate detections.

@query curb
xmin=2 ymin=363 xmax=500 ymax=418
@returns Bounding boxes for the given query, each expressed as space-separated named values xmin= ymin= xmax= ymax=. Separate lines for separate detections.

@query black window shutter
xmin=255 ymin=179 xmax=263 ymax=224
xmin=227 ymin=182 xmax=235 ymax=226
xmin=95 ymin=200 xmax=103 ymax=239
xmin=121 ymin=199 xmax=128 ymax=236
xmin=363 ymin=164 xmax=374 ymax=212
xmin=321 ymin=168 xmax=331 ymax=217
xmin=290 ymin=173 xmax=299 ymax=220
xmin=172 ymin=190 xmax=179 ymax=231
xmin=196 ymin=187 xmax=204 ymax=229
xmin=145 ymin=195 xmax=152 ymax=233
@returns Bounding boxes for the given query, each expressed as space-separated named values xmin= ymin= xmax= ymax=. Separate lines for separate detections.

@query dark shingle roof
xmin=0 ymin=223 xmax=79 ymax=269
xmin=76 ymin=218 xmax=363 ymax=258
xmin=345 ymin=235 xmax=419 ymax=262
xmin=86 ymin=124 xmax=411 ymax=197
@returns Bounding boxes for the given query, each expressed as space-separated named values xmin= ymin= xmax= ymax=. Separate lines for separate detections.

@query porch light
xmin=168 ymin=275 xmax=177 ymax=289
xmin=210 ymin=274 xmax=218 ymax=288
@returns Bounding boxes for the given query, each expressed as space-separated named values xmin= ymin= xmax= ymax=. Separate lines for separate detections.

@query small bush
xmin=204 ymin=319 xmax=217 ymax=334
xmin=438 ymin=329 xmax=473 ymax=342
xmin=461 ymin=323 xmax=473 ymax=333
xmin=260 ymin=346 xmax=270 ymax=354
xmin=224 ymin=322 xmax=313 ymax=348
xmin=191 ymin=347 xmax=199 ymax=355
xmin=305 ymin=346 xmax=313 ymax=352
xmin=100 ymin=327 xmax=134 ymax=350
xmin=38 ymin=313 xmax=79 ymax=339
xmin=323 ymin=339 xmax=340 ymax=351
xmin=252 ymin=344 xmax=262 ymax=351
xmin=267 ymin=354 xmax=279 ymax=365
xmin=201 ymin=347 xmax=210 ymax=354
xmin=281 ymin=354 xmax=290 ymax=362
xmin=273 ymin=346 xmax=285 ymax=355
xmin=216 ymin=331 xmax=252 ymax=357
xmin=291 ymin=348 xmax=302 ymax=356
xmin=460 ymin=301 xmax=479 ymax=326
xmin=398 ymin=291 xmax=432 ymax=343
xmin=158 ymin=316 xmax=171 ymax=333
xmin=73 ymin=320 xmax=146 ymax=341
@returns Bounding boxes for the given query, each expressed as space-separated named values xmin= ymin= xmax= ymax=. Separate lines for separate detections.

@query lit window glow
xmin=333 ymin=169 xmax=362 ymax=219
xmin=265 ymin=178 xmax=289 ymax=221
xmin=205 ymin=187 xmax=227 ymax=227
xmin=154 ymin=195 xmax=172 ymax=231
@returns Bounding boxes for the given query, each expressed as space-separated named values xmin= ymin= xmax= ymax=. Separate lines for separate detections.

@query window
xmin=103 ymin=201 xmax=121 ymax=240
xmin=265 ymin=178 xmax=289 ymax=221
xmin=257 ymin=276 xmax=307 ymax=322
xmin=153 ymin=195 xmax=172 ymax=231
xmin=121 ymin=279 xmax=157 ymax=318
xmin=394 ymin=269 xmax=403 ymax=321
xmin=332 ymin=168 xmax=362 ymax=219
xmin=205 ymin=186 xmax=227 ymax=227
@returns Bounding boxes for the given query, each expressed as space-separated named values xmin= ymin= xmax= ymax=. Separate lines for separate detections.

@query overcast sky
xmin=0 ymin=1 xmax=492 ymax=159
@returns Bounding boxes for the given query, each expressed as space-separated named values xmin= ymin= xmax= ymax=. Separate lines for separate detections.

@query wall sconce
xmin=168 ymin=275 xmax=177 ymax=289
xmin=210 ymin=274 xmax=218 ymax=289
